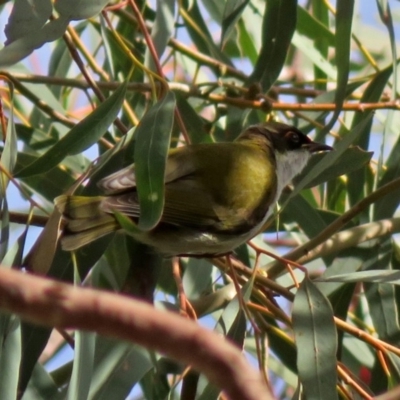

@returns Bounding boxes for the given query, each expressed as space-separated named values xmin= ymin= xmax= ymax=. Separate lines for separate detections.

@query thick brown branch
xmin=0 ymin=268 xmax=273 ymax=400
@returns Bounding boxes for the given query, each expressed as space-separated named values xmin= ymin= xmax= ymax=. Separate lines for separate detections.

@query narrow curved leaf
xmin=146 ymin=0 xmax=175 ymax=72
xmin=333 ymin=0 xmax=355 ymax=107
xmin=67 ymin=332 xmax=96 ymax=400
xmin=297 ymin=5 xmax=334 ymax=47
xmin=292 ymin=276 xmax=338 ymax=400
xmin=16 ymin=83 xmax=127 ymax=178
xmin=134 ymin=91 xmax=175 ymax=230
xmin=290 ymin=113 xmax=373 ymax=200
xmin=296 ymin=147 xmax=373 ymax=189
xmin=292 ymin=32 xmax=336 ymax=80
xmin=176 ymin=95 xmax=212 ymax=144
xmin=0 ymin=17 xmax=70 ymax=68
xmin=181 ymin=1 xmax=233 ymax=66
xmin=55 ymin=0 xmax=110 ymax=20
xmin=348 ymin=64 xmax=396 ymax=206
xmin=323 ymin=0 xmax=355 ymax=131
xmin=247 ymin=0 xmax=297 ymax=91
xmin=221 ymin=0 xmax=249 ymax=46
xmin=89 ymin=339 xmax=153 ymax=399
xmin=22 ymin=363 xmax=62 ymax=400
xmin=0 ymin=88 xmax=17 ymax=260
xmin=183 ymin=258 xmax=213 ymax=299
xmin=318 ymin=269 xmax=400 ymax=285
xmin=0 ymin=316 xmax=21 ymax=400
xmin=5 ymin=0 xmax=52 ymax=44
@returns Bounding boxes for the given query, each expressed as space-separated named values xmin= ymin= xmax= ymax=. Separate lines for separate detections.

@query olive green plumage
xmin=55 ymin=122 xmax=332 ymax=256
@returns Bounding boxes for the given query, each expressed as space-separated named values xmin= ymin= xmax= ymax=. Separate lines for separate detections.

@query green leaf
xmin=248 ymin=0 xmax=297 ymax=91
xmin=292 ymin=276 xmax=338 ymax=400
xmin=1 ymin=87 xmax=18 ymax=186
xmin=55 ymin=0 xmax=110 ymax=20
xmin=221 ymin=0 xmax=249 ymax=46
xmin=296 ymin=147 xmax=373 ymax=189
xmin=319 ymin=269 xmax=400 ymax=285
xmin=181 ymin=1 xmax=233 ymax=67
xmin=18 ymin=323 xmax=53 ymax=395
xmin=176 ymin=95 xmax=212 ymax=144
xmin=0 ymin=316 xmax=21 ymax=400
xmin=16 ymin=83 xmax=127 ymax=178
xmin=282 ymin=193 xmax=328 ymax=239
xmin=113 ymin=210 xmax=142 ymax=236
xmin=146 ymin=0 xmax=175 ymax=72
xmin=290 ymin=113 xmax=373 ymax=199
xmin=22 ymin=362 xmax=63 ymax=400
xmin=348 ymin=64 xmax=395 ymax=206
xmin=4 ymin=0 xmax=52 ymax=44
xmin=0 ymin=17 xmax=70 ymax=68
xmin=183 ymin=258 xmax=213 ymax=299
xmin=311 ymin=1 xmax=330 ymax=91
xmin=16 ymin=152 xmax=75 ymax=201
xmin=324 ymin=0 xmax=355 ymax=130
xmin=134 ymin=91 xmax=176 ymax=230
xmin=237 ymin=18 xmax=258 ymax=64
xmin=88 ymin=339 xmax=153 ymax=399
xmin=297 ymin=5 xmax=334 ymax=48
xmin=377 ymin=1 xmax=397 ymax=95
xmin=292 ymin=32 xmax=336 ymax=80
xmin=67 ymin=331 xmax=96 ymax=400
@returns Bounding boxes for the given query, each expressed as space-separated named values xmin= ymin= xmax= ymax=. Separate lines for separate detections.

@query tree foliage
xmin=0 ymin=0 xmax=400 ymax=399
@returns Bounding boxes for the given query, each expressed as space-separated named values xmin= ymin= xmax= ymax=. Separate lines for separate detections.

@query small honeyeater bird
xmin=55 ymin=122 xmax=332 ymax=256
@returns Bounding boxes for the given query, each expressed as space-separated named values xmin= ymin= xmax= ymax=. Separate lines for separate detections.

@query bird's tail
xmin=55 ymin=195 xmax=119 ymax=251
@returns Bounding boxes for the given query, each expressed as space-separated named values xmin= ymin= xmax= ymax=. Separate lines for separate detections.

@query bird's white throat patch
xmin=274 ymin=150 xmax=311 ymax=200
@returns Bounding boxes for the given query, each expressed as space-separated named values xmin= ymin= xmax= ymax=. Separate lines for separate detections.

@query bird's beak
xmin=303 ymin=141 xmax=333 ymax=153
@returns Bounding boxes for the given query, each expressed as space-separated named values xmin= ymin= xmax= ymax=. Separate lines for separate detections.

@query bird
xmin=55 ymin=122 xmax=332 ymax=256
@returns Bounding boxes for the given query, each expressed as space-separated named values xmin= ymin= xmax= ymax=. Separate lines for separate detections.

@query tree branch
xmin=0 ymin=268 xmax=273 ymax=400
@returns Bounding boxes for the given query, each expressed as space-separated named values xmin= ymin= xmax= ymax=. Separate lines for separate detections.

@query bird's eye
xmin=288 ymin=132 xmax=300 ymax=143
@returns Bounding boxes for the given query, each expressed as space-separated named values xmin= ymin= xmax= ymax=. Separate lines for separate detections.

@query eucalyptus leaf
xmin=318 ymin=269 xmax=400 ymax=285
xmin=328 ymin=0 xmax=355 ymax=127
xmin=291 ymin=113 xmax=373 ymax=199
xmin=145 ymin=0 xmax=175 ymax=72
xmin=55 ymin=0 xmax=110 ymax=20
xmin=22 ymin=362 xmax=62 ymax=400
xmin=221 ymin=0 xmax=249 ymax=46
xmin=134 ymin=91 xmax=176 ymax=231
xmin=296 ymin=147 xmax=373 ymax=189
xmin=16 ymin=83 xmax=127 ymax=178
xmin=67 ymin=331 xmax=96 ymax=400
xmin=0 ymin=17 xmax=69 ymax=68
xmin=4 ymin=0 xmax=52 ymax=44
xmin=248 ymin=0 xmax=297 ymax=91
xmin=348 ymin=64 xmax=396 ymax=206
xmin=181 ymin=0 xmax=233 ymax=66
xmin=296 ymin=5 xmax=334 ymax=47
xmin=0 ymin=316 xmax=21 ymax=400
xmin=89 ymin=339 xmax=153 ymax=399
xmin=292 ymin=276 xmax=338 ymax=400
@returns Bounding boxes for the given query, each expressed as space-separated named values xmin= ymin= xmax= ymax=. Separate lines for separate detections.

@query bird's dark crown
xmin=238 ymin=121 xmax=311 ymax=153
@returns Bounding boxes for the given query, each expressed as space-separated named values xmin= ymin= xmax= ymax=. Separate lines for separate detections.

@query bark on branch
xmin=0 ymin=268 xmax=273 ymax=400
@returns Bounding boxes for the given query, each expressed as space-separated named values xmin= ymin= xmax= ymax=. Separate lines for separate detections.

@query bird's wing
xmin=98 ymin=164 xmax=137 ymax=194
xmin=161 ymin=177 xmax=222 ymax=229
xmin=98 ymin=147 xmax=198 ymax=195
xmin=100 ymin=175 xmax=221 ymax=230
xmin=98 ymin=146 xmax=213 ymax=223
xmin=99 ymin=146 xmax=225 ymax=229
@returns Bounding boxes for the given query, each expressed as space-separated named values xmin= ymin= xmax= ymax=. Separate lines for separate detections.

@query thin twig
xmin=266 ymin=177 xmax=400 ymax=277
